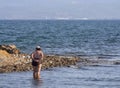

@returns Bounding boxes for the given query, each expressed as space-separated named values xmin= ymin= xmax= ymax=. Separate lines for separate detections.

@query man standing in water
xmin=31 ymin=46 xmax=44 ymax=80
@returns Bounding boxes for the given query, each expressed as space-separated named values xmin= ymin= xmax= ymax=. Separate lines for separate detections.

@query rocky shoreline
xmin=1 ymin=44 xmax=120 ymax=73
xmin=0 ymin=55 xmax=79 ymax=73
xmin=0 ymin=44 xmax=79 ymax=73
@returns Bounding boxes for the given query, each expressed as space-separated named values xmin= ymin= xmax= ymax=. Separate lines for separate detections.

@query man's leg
xmin=33 ymin=66 xmax=39 ymax=79
xmin=33 ymin=66 xmax=36 ymax=79
xmin=37 ymin=64 xmax=42 ymax=79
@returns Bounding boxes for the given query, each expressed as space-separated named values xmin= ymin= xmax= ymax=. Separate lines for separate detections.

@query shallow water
xmin=0 ymin=65 xmax=120 ymax=88
xmin=1 ymin=20 xmax=120 ymax=88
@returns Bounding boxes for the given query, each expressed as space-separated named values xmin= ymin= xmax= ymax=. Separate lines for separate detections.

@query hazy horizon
xmin=0 ymin=0 xmax=120 ymax=20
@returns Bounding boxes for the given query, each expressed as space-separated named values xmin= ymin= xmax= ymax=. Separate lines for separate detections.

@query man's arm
xmin=31 ymin=52 xmax=34 ymax=60
xmin=41 ymin=51 xmax=44 ymax=60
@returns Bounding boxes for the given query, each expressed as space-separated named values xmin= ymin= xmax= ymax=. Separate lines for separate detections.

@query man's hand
xmin=34 ymin=59 xmax=39 ymax=62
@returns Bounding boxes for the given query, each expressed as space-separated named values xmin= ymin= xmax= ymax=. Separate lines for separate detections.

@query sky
xmin=0 ymin=0 xmax=120 ymax=20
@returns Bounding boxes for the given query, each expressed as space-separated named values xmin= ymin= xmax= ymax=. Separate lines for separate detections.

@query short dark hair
xmin=36 ymin=46 xmax=41 ymax=50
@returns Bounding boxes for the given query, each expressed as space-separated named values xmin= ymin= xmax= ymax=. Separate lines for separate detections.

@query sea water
xmin=0 ymin=20 xmax=120 ymax=88
xmin=0 ymin=66 xmax=120 ymax=88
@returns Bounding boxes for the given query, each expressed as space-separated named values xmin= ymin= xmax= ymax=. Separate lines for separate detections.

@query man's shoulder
xmin=31 ymin=51 xmax=36 ymax=54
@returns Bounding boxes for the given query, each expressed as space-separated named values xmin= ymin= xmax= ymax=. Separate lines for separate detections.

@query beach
xmin=0 ymin=45 xmax=120 ymax=88
xmin=0 ymin=20 xmax=120 ymax=88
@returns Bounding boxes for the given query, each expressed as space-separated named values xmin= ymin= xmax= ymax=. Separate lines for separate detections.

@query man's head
xmin=36 ymin=46 xmax=41 ymax=50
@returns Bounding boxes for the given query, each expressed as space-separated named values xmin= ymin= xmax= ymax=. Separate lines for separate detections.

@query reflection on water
xmin=0 ymin=65 xmax=120 ymax=88
xmin=31 ymin=79 xmax=43 ymax=88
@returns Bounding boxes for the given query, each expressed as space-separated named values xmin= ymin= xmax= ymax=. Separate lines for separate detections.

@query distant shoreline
xmin=0 ymin=19 xmax=120 ymax=21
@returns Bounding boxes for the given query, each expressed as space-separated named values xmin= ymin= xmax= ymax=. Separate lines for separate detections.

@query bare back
xmin=32 ymin=50 xmax=44 ymax=61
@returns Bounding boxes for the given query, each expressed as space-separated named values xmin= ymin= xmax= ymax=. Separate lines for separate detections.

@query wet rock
xmin=0 ymin=44 xmax=79 ymax=73
xmin=113 ymin=61 xmax=120 ymax=65
xmin=0 ymin=55 xmax=79 ymax=73
xmin=3 ymin=44 xmax=120 ymax=73
xmin=0 ymin=44 xmax=20 ymax=54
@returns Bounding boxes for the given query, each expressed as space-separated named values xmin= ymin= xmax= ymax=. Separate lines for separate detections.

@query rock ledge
xmin=0 ymin=44 xmax=79 ymax=73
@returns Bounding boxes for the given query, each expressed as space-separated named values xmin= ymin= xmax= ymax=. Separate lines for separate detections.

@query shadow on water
xmin=31 ymin=78 xmax=43 ymax=88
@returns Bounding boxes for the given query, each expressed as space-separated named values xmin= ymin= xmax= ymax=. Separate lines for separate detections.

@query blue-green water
xmin=0 ymin=20 xmax=120 ymax=88
xmin=0 ymin=66 xmax=120 ymax=88
xmin=0 ymin=20 xmax=120 ymax=58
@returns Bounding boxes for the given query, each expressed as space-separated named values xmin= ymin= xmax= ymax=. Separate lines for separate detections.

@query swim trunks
xmin=32 ymin=60 xmax=40 ymax=66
